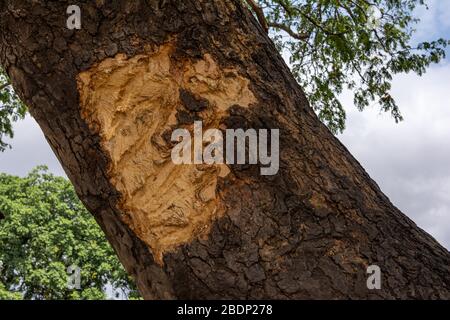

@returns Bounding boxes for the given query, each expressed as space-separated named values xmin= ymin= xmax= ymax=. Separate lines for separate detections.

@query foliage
xmin=0 ymin=167 xmax=140 ymax=300
xmin=0 ymin=68 xmax=26 ymax=152
xmin=254 ymin=0 xmax=449 ymax=132
xmin=0 ymin=282 xmax=21 ymax=300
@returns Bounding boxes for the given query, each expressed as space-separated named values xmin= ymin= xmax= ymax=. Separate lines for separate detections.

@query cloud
xmin=339 ymin=62 xmax=450 ymax=249
xmin=413 ymin=0 xmax=450 ymax=42
xmin=334 ymin=1 xmax=450 ymax=250
xmin=0 ymin=116 xmax=66 ymax=177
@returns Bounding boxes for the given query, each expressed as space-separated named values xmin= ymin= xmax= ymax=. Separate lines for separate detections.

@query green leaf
xmin=0 ymin=167 xmax=139 ymax=300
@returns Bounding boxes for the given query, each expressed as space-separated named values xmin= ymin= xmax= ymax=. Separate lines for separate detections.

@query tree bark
xmin=0 ymin=0 xmax=449 ymax=299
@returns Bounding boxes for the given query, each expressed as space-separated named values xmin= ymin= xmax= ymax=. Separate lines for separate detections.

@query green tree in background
xmin=0 ymin=282 xmax=21 ymax=300
xmin=0 ymin=1 xmax=448 ymax=143
xmin=0 ymin=167 xmax=139 ymax=299
xmin=0 ymin=68 xmax=26 ymax=151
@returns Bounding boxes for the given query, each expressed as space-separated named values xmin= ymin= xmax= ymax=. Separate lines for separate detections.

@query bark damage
xmin=77 ymin=42 xmax=255 ymax=263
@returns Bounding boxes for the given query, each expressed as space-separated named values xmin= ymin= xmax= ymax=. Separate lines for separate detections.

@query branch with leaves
xmin=245 ymin=0 xmax=310 ymax=40
xmin=245 ymin=0 xmax=269 ymax=32
xmin=244 ymin=0 xmax=449 ymax=133
xmin=267 ymin=22 xmax=309 ymax=40
xmin=0 ymin=68 xmax=27 ymax=151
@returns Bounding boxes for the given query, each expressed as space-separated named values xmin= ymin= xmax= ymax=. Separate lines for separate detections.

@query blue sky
xmin=0 ymin=0 xmax=449 ymax=249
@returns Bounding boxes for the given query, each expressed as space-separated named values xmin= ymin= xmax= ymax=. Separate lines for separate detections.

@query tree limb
xmin=268 ymin=22 xmax=309 ymax=40
xmin=245 ymin=0 xmax=269 ymax=33
xmin=244 ymin=0 xmax=309 ymax=41
xmin=277 ymin=0 xmax=349 ymax=37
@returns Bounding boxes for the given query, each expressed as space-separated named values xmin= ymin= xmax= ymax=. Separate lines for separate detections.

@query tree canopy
xmin=0 ymin=0 xmax=447 ymax=148
xmin=249 ymin=0 xmax=448 ymax=132
xmin=0 ymin=167 xmax=139 ymax=299
xmin=0 ymin=68 xmax=26 ymax=152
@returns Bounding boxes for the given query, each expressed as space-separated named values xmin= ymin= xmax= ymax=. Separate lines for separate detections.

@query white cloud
xmin=413 ymin=0 xmax=450 ymax=41
xmin=0 ymin=116 xmax=65 ymax=177
xmin=339 ymin=62 xmax=450 ymax=249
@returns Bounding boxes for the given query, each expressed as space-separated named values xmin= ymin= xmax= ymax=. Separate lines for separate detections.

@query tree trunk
xmin=0 ymin=0 xmax=449 ymax=299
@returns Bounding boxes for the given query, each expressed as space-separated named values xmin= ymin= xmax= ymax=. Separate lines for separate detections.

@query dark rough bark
xmin=0 ymin=0 xmax=449 ymax=299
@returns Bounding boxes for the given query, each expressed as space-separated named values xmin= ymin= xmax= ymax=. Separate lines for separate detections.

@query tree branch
xmin=268 ymin=22 xmax=309 ymax=40
xmin=244 ymin=1 xmax=309 ymax=41
xmin=245 ymin=0 xmax=269 ymax=33
xmin=277 ymin=0 xmax=349 ymax=37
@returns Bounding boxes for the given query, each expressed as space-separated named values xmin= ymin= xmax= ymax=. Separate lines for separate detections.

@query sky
xmin=338 ymin=0 xmax=450 ymax=249
xmin=0 ymin=1 xmax=449 ymax=249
